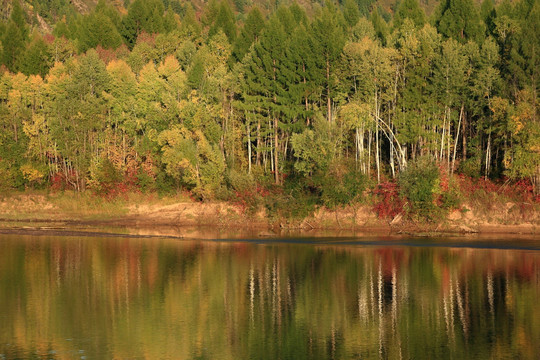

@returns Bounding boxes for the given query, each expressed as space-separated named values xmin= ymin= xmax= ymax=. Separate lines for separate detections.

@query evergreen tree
xmin=9 ymin=0 xmax=28 ymax=40
xmin=163 ymin=6 xmax=177 ymax=32
xmin=343 ymin=0 xmax=361 ymax=27
xmin=179 ymin=3 xmax=201 ymax=38
xmin=371 ymin=7 xmax=389 ymax=45
xmin=240 ymin=15 xmax=288 ymax=183
xmin=121 ymin=0 xmax=165 ymax=49
xmin=209 ymin=1 xmax=237 ymax=43
xmin=310 ymin=3 xmax=346 ymax=123
xmin=53 ymin=19 xmax=71 ymax=39
xmin=1 ymin=1 xmax=29 ymax=72
xmin=436 ymin=0 xmax=485 ymax=44
xmin=231 ymin=7 xmax=265 ymax=63
xmin=79 ymin=11 xmax=123 ymax=52
xmin=19 ymin=33 xmax=52 ymax=77
xmin=393 ymin=0 xmax=426 ymax=29
xmin=480 ymin=0 xmax=496 ymax=35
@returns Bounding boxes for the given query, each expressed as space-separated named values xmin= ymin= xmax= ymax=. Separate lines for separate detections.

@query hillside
xmin=0 ymin=0 xmax=538 ymax=224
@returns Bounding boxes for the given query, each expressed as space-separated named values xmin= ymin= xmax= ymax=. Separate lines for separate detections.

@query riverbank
xmin=0 ymin=191 xmax=538 ymax=235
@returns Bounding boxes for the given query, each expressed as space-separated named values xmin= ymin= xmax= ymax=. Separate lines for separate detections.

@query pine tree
xmin=1 ymin=0 xmax=29 ymax=72
xmin=436 ymin=0 xmax=485 ymax=44
xmin=240 ymin=16 xmax=288 ymax=183
xmin=371 ymin=8 xmax=389 ymax=45
xmin=343 ymin=0 xmax=361 ymax=27
xmin=231 ymin=7 xmax=264 ymax=63
xmin=19 ymin=33 xmax=52 ymax=77
xmin=209 ymin=1 xmax=237 ymax=43
xmin=310 ymin=3 xmax=346 ymax=123
xmin=121 ymin=0 xmax=164 ymax=49
xmin=393 ymin=0 xmax=426 ymax=29
xmin=79 ymin=12 xmax=123 ymax=52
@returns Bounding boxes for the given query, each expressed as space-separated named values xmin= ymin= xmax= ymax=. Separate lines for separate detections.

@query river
xmin=1 ymin=231 xmax=539 ymax=359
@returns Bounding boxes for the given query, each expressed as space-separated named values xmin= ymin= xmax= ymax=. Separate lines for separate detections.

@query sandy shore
xmin=0 ymin=193 xmax=538 ymax=236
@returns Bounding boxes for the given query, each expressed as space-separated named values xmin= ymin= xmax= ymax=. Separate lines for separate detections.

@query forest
xmin=0 ymin=0 xmax=538 ymax=218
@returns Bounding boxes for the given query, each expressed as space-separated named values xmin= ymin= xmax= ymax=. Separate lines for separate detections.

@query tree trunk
xmin=327 ymin=57 xmax=331 ymax=123
xmin=247 ymin=116 xmax=252 ymax=174
xmin=452 ymin=105 xmax=464 ymax=174
xmin=274 ymin=117 xmax=279 ymax=185
xmin=256 ymin=119 xmax=261 ymax=166
xmin=462 ymin=110 xmax=467 ymax=160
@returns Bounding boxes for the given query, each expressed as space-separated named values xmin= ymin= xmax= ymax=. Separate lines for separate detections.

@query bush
xmin=88 ymin=157 xmax=123 ymax=196
xmin=373 ymin=181 xmax=405 ymax=219
xmin=318 ymin=164 xmax=368 ymax=209
xmin=225 ymin=169 xmax=268 ymax=214
xmin=136 ymin=169 xmax=155 ymax=193
xmin=264 ymin=189 xmax=318 ymax=221
xmin=398 ymin=156 xmax=440 ymax=219
xmin=0 ymin=160 xmax=21 ymax=192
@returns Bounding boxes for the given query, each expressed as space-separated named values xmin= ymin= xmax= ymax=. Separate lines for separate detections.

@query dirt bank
xmin=0 ymin=193 xmax=538 ymax=235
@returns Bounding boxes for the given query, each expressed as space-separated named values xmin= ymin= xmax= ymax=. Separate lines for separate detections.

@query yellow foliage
xmin=20 ymin=164 xmax=44 ymax=184
xmin=510 ymin=115 xmax=524 ymax=135
xmin=339 ymin=101 xmax=372 ymax=129
xmin=107 ymin=59 xmax=136 ymax=83
xmin=157 ymin=55 xmax=181 ymax=78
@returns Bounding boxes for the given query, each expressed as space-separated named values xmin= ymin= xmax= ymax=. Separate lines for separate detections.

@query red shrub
xmin=231 ymin=185 xmax=271 ymax=214
xmin=373 ymin=181 xmax=405 ymax=219
xmin=50 ymin=171 xmax=77 ymax=191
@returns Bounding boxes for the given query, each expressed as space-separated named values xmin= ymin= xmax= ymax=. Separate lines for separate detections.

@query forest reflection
xmin=0 ymin=235 xmax=539 ymax=359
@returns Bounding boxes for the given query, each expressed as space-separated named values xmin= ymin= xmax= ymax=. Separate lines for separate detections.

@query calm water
xmin=1 ymin=233 xmax=539 ymax=359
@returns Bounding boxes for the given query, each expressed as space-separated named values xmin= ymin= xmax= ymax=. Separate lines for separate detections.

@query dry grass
xmin=0 ymin=190 xmax=194 ymax=221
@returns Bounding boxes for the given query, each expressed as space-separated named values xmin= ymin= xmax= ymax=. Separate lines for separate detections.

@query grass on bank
xmin=0 ymin=190 xmax=194 ymax=221
xmin=0 ymin=156 xmax=538 ymax=226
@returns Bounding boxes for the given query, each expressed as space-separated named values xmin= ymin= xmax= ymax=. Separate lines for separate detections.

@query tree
xmin=49 ymin=50 xmax=110 ymax=191
xmin=79 ymin=10 xmax=123 ymax=52
xmin=159 ymin=126 xmax=226 ymax=199
xmin=343 ymin=0 xmax=361 ymax=27
xmin=18 ymin=33 xmax=52 ymax=77
xmin=393 ymin=0 xmax=426 ymax=29
xmin=122 ymin=0 xmax=165 ymax=49
xmin=436 ymin=0 xmax=485 ymax=44
xmin=209 ymin=0 xmax=237 ymax=43
xmin=1 ymin=1 xmax=28 ymax=72
xmin=310 ymin=3 xmax=346 ymax=123
xmin=231 ymin=7 xmax=264 ymax=63
xmin=239 ymin=15 xmax=288 ymax=184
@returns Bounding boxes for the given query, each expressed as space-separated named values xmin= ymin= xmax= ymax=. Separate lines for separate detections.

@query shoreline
xmin=0 ymin=215 xmax=538 ymax=238
xmin=0 ymin=192 xmax=538 ymax=237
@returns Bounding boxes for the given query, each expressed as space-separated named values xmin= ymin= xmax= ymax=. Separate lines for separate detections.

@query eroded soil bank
xmin=0 ymin=193 xmax=538 ymax=236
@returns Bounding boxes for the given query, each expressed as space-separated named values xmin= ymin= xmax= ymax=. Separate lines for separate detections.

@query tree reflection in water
xmin=0 ymin=235 xmax=539 ymax=359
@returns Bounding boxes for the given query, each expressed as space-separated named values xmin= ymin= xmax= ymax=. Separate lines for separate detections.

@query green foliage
xmin=393 ymin=0 xmax=426 ymax=29
xmin=1 ymin=1 xmax=28 ymax=72
xmin=291 ymin=117 xmax=341 ymax=176
xmin=435 ymin=0 xmax=485 ymax=43
xmin=88 ymin=156 xmax=122 ymax=194
xmin=317 ymin=165 xmax=368 ymax=209
xmin=343 ymin=0 xmax=361 ymax=27
xmin=122 ymin=0 xmax=165 ymax=48
xmin=79 ymin=11 xmax=123 ymax=52
xmin=398 ymin=156 xmax=440 ymax=219
xmin=18 ymin=34 xmax=51 ymax=77
xmin=159 ymin=126 xmax=226 ymax=199
xmin=0 ymin=0 xmax=538 ymax=210
xmin=231 ymin=7 xmax=264 ymax=63
xmin=0 ymin=160 xmax=23 ymax=191
xmin=209 ymin=0 xmax=237 ymax=43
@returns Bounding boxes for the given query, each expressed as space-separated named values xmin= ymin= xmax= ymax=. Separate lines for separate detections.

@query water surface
xmin=1 ymin=233 xmax=539 ymax=359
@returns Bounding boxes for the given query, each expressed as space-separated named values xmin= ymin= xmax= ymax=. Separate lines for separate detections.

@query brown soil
xmin=0 ymin=194 xmax=538 ymax=236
